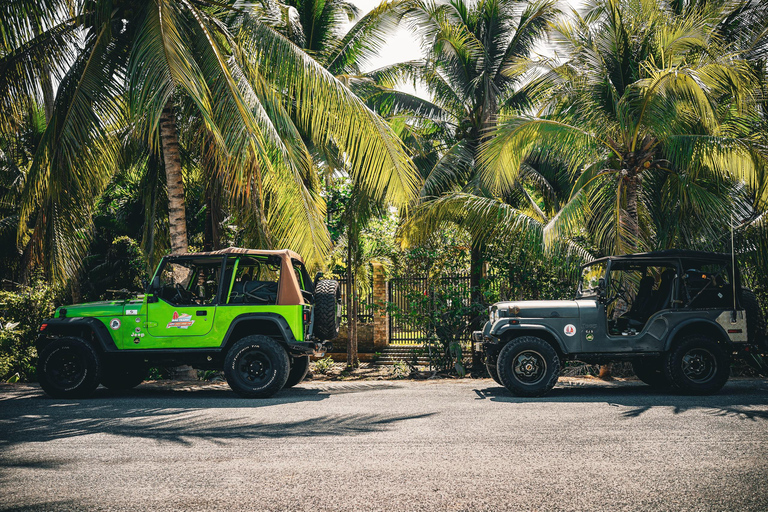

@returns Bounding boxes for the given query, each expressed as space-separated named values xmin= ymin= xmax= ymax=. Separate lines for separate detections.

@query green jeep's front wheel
xmin=37 ymin=337 xmax=102 ymax=398
xmin=224 ymin=335 xmax=290 ymax=398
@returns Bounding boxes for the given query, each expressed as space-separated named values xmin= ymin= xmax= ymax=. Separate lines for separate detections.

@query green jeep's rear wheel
xmin=37 ymin=337 xmax=102 ymax=398
xmin=284 ymin=355 xmax=310 ymax=388
xmin=224 ymin=335 xmax=290 ymax=398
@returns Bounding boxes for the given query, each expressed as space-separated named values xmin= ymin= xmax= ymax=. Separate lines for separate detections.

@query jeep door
xmin=145 ymin=256 xmax=223 ymax=344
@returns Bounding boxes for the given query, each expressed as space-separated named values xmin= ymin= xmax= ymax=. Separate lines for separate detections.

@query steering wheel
xmin=173 ymin=283 xmax=197 ymax=304
xmin=607 ymin=282 xmax=630 ymax=306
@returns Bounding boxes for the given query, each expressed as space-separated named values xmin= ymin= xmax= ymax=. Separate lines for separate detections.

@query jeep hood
xmin=56 ymin=299 xmax=141 ymax=318
xmin=494 ymin=300 xmax=580 ymax=319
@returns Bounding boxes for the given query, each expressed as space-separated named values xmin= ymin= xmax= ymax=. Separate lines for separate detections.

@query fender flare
xmin=37 ymin=317 xmax=118 ymax=353
xmin=220 ymin=313 xmax=300 ymax=350
xmin=664 ymin=318 xmax=732 ymax=351
xmin=493 ymin=323 xmax=569 ymax=354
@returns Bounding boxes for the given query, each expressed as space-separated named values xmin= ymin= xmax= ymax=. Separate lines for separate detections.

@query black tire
xmin=100 ymin=361 xmax=148 ymax=391
xmin=37 ymin=337 xmax=102 ymax=398
xmin=314 ymin=279 xmax=340 ymax=340
xmin=224 ymin=335 xmax=290 ymax=398
xmin=496 ymin=336 xmax=560 ymax=397
xmin=663 ymin=335 xmax=731 ymax=395
xmin=632 ymin=358 xmax=671 ymax=389
xmin=741 ymin=288 xmax=766 ymax=349
xmin=486 ymin=362 xmax=502 ymax=385
xmin=284 ymin=355 xmax=310 ymax=388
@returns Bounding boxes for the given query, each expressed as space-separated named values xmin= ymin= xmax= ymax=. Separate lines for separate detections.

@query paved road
xmin=1 ymin=378 xmax=767 ymax=511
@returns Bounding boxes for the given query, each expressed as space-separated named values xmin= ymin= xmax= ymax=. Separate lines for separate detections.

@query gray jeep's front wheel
xmin=663 ymin=335 xmax=730 ymax=395
xmin=284 ymin=355 xmax=310 ymax=388
xmin=496 ymin=336 xmax=560 ymax=397
xmin=224 ymin=335 xmax=290 ymax=398
xmin=37 ymin=337 xmax=102 ymax=398
xmin=314 ymin=280 xmax=340 ymax=340
xmin=485 ymin=362 xmax=502 ymax=385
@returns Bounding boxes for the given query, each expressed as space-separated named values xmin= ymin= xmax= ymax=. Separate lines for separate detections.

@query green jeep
xmin=36 ymin=248 xmax=340 ymax=398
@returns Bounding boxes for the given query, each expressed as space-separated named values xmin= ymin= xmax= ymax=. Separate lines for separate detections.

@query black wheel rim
xmin=681 ymin=348 xmax=717 ymax=384
xmin=513 ymin=350 xmax=547 ymax=385
xmin=48 ymin=348 xmax=86 ymax=388
xmin=237 ymin=349 xmax=273 ymax=386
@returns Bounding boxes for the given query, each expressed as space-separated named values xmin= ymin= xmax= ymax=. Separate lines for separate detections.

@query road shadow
xmin=0 ymin=381 xmax=420 ymax=449
xmin=473 ymin=380 xmax=768 ymax=420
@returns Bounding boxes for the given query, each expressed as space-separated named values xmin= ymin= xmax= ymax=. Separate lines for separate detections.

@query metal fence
xmin=388 ymin=273 xmax=484 ymax=346
xmin=337 ymin=275 xmax=375 ymax=326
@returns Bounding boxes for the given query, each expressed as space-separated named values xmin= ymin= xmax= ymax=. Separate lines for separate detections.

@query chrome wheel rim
xmin=513 ymin=350 xmax=547 ymax=385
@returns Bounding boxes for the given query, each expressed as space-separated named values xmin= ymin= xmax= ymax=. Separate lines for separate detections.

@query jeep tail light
xmin=39 ymin=324 xmax=47 ymax=331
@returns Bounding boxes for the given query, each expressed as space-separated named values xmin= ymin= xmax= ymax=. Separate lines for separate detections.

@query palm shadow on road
xmin=0 ymin=382 xmax=425 ymax=449
xmin=473 ymin=380 xmax=768 ymax=420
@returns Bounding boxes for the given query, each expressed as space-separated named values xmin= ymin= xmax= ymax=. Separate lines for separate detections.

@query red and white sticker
xmin=564 ymin=324 xmax=577 ymax=337
xmin=109 ymin=318 xmax=121 ymax=330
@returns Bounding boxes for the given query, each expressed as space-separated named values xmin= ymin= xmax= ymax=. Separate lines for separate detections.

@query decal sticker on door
xmin=167 ymin=311 xmax=195 ymax=329
xmin=564 ymin=324 xmax=577 ymax=337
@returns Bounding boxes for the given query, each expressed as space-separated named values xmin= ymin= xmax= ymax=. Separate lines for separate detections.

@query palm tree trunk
xmin=160 ymin=100 xmax=189 ymax=255
xmin=621 ymin=174 xmax=641 ymax=253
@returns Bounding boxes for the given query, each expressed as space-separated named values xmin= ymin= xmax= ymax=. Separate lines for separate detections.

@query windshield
xmin=577 ymin=262 xmax=606 ymax=297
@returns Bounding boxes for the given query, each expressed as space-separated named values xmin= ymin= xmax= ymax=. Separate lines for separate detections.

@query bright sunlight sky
xmin=349 ymin=0 xmax=584 ymax=74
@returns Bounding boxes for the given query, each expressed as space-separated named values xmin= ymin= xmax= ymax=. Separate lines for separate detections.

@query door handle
xmin=196 ymin=310 xmax=207 ymax=316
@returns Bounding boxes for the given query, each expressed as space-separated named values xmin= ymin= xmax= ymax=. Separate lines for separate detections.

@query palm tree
xmin=481 ymin=0 xmax=764 ymax=256
xmin=0 ymin=0 xmax=417 ymax=283
xmin=377 ymin=0 xmax=562 ymax=303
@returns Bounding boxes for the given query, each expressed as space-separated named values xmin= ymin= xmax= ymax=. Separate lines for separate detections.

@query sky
xmin=349 ymin=0 xmax=584 ymax=73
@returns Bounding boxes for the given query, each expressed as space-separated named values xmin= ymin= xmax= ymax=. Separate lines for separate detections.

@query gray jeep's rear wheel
xmin=224 ymin=335 xmax=290 ymax=398
xmin=496 ymin=336 xmax=560 ymax=397
xmin=664 ymin=334 xmax=730 ymax=395
xmin=314 ymin=280 xmax=340 ymax=340
xmin=37 ymin=337 xmax=102 ymax=398
xmin=632 ymin=358 xmax=671 ymax=389
xmin=284 ymin=355 xmax=310 ymax=388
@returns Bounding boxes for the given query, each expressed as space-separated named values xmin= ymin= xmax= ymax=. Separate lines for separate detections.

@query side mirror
xmin=598 ymin=277 xmax=606 ymax=290
xmin=141 ymin=278 xmax=149 ymax=292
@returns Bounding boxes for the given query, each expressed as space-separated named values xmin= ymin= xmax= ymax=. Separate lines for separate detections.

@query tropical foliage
xmin=1 ymin=0 xmax=767 ymax=338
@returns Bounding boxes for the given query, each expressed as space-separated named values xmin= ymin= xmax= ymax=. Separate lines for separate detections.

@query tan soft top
xmin=169 ymin=248 xmax=305 ymax=306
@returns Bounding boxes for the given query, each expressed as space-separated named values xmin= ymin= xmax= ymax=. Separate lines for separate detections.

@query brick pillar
xmin=372 ymin=262 xmax=389 ymax=349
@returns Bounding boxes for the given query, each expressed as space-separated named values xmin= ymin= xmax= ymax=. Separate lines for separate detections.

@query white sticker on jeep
xmin=167 ymin=311 xmax=195 ymax=329
xmin=126 ymin=309 xmax=138 ymax=315
xmin=564 ymin=324 xmax=576 ymax=337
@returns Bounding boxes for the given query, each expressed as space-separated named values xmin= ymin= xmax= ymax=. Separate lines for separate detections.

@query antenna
xmin=731 ymin=211 xmax=737 ymax=320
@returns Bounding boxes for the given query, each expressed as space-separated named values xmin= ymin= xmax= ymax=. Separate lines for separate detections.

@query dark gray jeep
xmin=474 ymin=250 xmax=766 ymax=396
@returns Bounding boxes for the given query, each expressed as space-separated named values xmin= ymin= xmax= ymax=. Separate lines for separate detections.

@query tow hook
xmin=313 ymin=342 xmax=332 ymax=357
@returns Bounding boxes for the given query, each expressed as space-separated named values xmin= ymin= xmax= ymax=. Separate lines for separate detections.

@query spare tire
xmin=314 ymin=279 xmax=340 ymax=340
xmin=741 ymin=288 xmax=767 ymax=349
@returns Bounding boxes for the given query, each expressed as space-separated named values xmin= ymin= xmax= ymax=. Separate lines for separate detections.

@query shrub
xmin=315 ymin=356 xmax=335 ymax=374
xmin=0 ymin=278 xmax=58 ymax=382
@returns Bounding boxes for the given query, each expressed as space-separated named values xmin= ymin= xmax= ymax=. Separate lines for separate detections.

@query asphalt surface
xmin=1 ymin=378 xmax=767 ymax=512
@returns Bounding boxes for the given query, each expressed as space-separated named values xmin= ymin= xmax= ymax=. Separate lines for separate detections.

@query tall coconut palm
xmin=376 ymin=0 xmax=562 ymax=299
xmin=481 ymin=0 xmax=764 ymax=255
xmin=0 ymin=0 xmax=417 ymax=283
